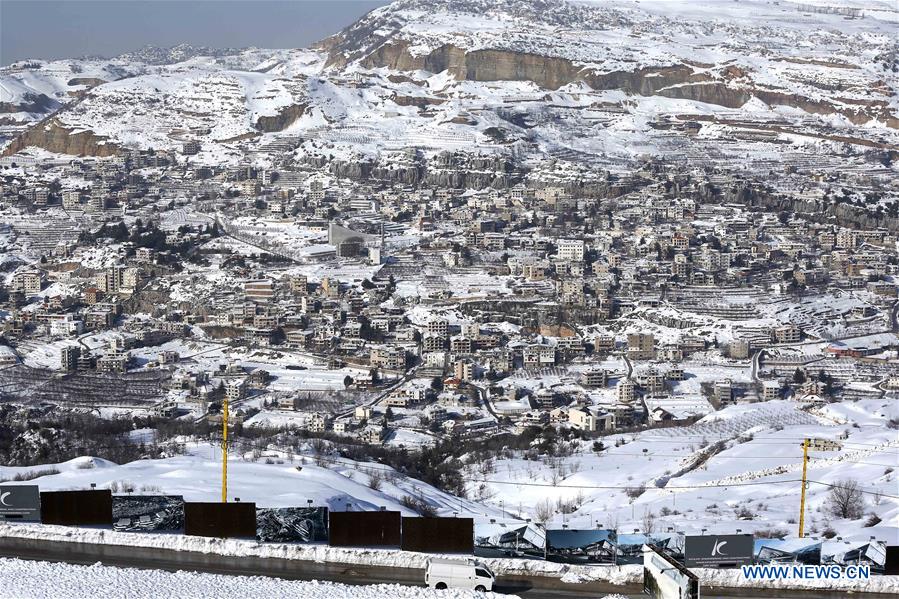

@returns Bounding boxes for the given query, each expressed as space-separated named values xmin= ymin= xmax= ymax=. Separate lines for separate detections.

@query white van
xmin=425 ymin=557 xmax=495 ymax=592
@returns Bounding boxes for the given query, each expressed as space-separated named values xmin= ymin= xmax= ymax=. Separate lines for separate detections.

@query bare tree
xmin=825 ymin=479 xmax=865 ymax=519
xmin=534 ymin=498 xmax=554 ymax=524
xmin=642 ymin=508 xmax=656 ymax=533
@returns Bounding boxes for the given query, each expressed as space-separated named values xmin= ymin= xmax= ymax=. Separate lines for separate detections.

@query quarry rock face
xmin=255 ymin=103 xmax=308 ymax=133
xmin=2 ymin=118 xmax=120 ymax=157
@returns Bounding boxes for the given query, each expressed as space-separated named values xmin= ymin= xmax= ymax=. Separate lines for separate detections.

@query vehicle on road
xmin=425 ymin=557 xmax=495 ymax=592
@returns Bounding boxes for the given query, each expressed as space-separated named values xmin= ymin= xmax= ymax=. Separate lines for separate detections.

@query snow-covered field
xmin=0 ymin=558 xmax=513 ymax=599
xmin=462 ymin=399 xmax=899 ymax=544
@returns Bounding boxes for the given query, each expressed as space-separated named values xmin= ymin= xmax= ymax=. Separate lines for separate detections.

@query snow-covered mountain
xmin=2 ymin=0 xmax=897 ymax=173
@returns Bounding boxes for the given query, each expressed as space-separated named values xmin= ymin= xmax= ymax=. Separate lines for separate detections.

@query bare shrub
xmin=626 ymin=484 xmax=646 ymax=499
xmin=367 ymin=469 xmax=385 ymax=491
xmin=9 ymin=468 xmax=61 ymax=481
xmin=400 ymin=495 xmax=437 ymax=517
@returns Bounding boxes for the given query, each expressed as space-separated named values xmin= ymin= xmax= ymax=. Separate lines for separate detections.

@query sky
xmin=0 ymin=0 xmax=389 ymax=66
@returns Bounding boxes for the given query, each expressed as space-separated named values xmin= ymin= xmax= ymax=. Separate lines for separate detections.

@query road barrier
xmin=3 ymin=485 xmax=893 ymax=574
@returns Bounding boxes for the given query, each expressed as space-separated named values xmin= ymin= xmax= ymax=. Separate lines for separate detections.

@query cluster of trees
xmin=0 ymin=405 xmax=174 ymax=467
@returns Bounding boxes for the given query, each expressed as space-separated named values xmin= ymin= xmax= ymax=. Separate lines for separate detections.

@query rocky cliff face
xmin=254 ymin=103 xmax=308 ymax=132
xmin=346 ymin=40 xmax=893 ymax=127
xmin=1 ymin=118 xmax=120 ymax=157
xmin=715 ymin=183 xmax=899 ymax=234
xmin=0 ymin=93 xmax=61 ymax=115
xmin=322 ymin=0 xmax=897 ymax=128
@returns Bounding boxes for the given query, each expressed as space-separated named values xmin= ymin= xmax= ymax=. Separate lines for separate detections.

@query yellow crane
xmin=221 ymin=396 xmax=229 ymax=503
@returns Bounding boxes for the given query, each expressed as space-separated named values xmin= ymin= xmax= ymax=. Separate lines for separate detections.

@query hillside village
xmin=0 ymin=144 xmax=897 ymax=455
xmin=0 ymin=0 xmax=897 ymax=555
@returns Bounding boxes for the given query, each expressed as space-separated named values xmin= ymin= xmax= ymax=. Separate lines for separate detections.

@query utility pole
xmin=222 ymin=396 xmax=229 ymax=503
xmin=798 ymin=438 xmax=809 ymax=538
xmin=799 ymin=437 xmax=841 ymax=538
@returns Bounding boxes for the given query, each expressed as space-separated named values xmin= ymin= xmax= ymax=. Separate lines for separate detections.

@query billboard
xmin=0 ymin=485 xmax=40 ymax=521
xmin=184 ymin=502 xmax=257 ymax=538
xmin=618 ymin=533 xmax=684 ymax=564
xmin=644 ymin=545 xmax=700 ymax=599
xmin=886 ymin=546 xmax=898 ymax=576
xmin=821 ymin=540 xmax=887 ymax=573
xmin=112 ymin=495 xmax=184 ymax=532
xmin=328 ymin=511 xmax=401 ymax=547
xmin=40 ymin=490 xmax=112 ymax=526
xmin=474 ymin=521 xmax=545 ymax=559
xmin=684 ymin=534 xmax=754 ymax=568
xmin=546 ymin=529 xmax=617 ymax=564
xmin=256 ymin=507 xmax=329 ymax=543
xmin=401 ymin=517 xmax=473 ymax=553
xmin=754 ymin=538 xmax=821 ymax=565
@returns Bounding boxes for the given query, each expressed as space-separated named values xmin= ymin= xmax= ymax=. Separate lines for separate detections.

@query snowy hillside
xmin=460 ymin=398 xmax=898 ymax=544
xmin=2 ymin=399 xmax=894 ymax=545
xmin=2 ymin=0 xmax=896 ymax=175
xmin=0 ymin=447 xmax=505 ymax=522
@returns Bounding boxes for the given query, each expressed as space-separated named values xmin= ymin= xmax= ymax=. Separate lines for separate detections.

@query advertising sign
xmin=644 ymin=545 xmax=700 ymax=599
xmin=328 ymin=511 xmax=401 ymax=547
xmin=474 ymin=521 xmax=545 ymax=559
xmin=822 ymin=540 xmax=887 ymax=573
xmin=184 ymin=502 xmax=257 ymax=538
xmin=684 ymin=534 xmax=754 ymax=568
xmin=256 ymin=507 xmax=329 ymax=543
xmin=112 ymin=495 xmax=185 ymax=532
xmin=0 ymin=485 xmax=40 ymax=521
xmin=545 ymin=529 xmax=617 ymax=564
xmin=40 ymin=489 xmax=113 ymax=526
xmin=618 ymin=532 xmax=684 ymax=564
xmin=754 ymin=538 xmax=821 ymax=565
xmin=401 ymin=517 xmax=474 ymax=553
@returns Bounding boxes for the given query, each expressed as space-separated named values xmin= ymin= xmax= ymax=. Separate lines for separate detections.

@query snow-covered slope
xmin=2 ymin=0 xmax=896 ymax=171
xmin=460 ymin=398 xmax=898 ymax=545
xmin=322 ymin=0 xmax=898 ymax=124
xmin=0 ymin=446 xmax=504 ymax=521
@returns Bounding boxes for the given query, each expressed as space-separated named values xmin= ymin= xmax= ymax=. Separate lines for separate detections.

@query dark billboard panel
xmin=821 ymin=540 xmax=887 ymax=573
xmin=328 ymin=511 xmax=401 ymax=547
xmin=401 ymin=517 xmax=473 ymax=553
xmin=256 ymin=507 xmax=329 ymax=543
xmin=112 ymin=495 xmax=184 ymax=532
xmin=184 ymin=502 xmax=256 ymax=538
xmin=546 ymin=529 xmax=617 ymax=564
xmin=618 ymin=533 xmax=684 ymax=564
xmin=40 ymin=490 xmax=112 ymax=526
xmin=754 ymin=538 xmax=821 ymax=565
xmin=684 ymin=534 xmax=754 ymax=568
xmin=0 ymin=485 xmax=40 ymax=521
xmin=885 ymin=546 xmax=898 ymax=576
xmin=474 ymin=521 xmax=546 ymax=559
